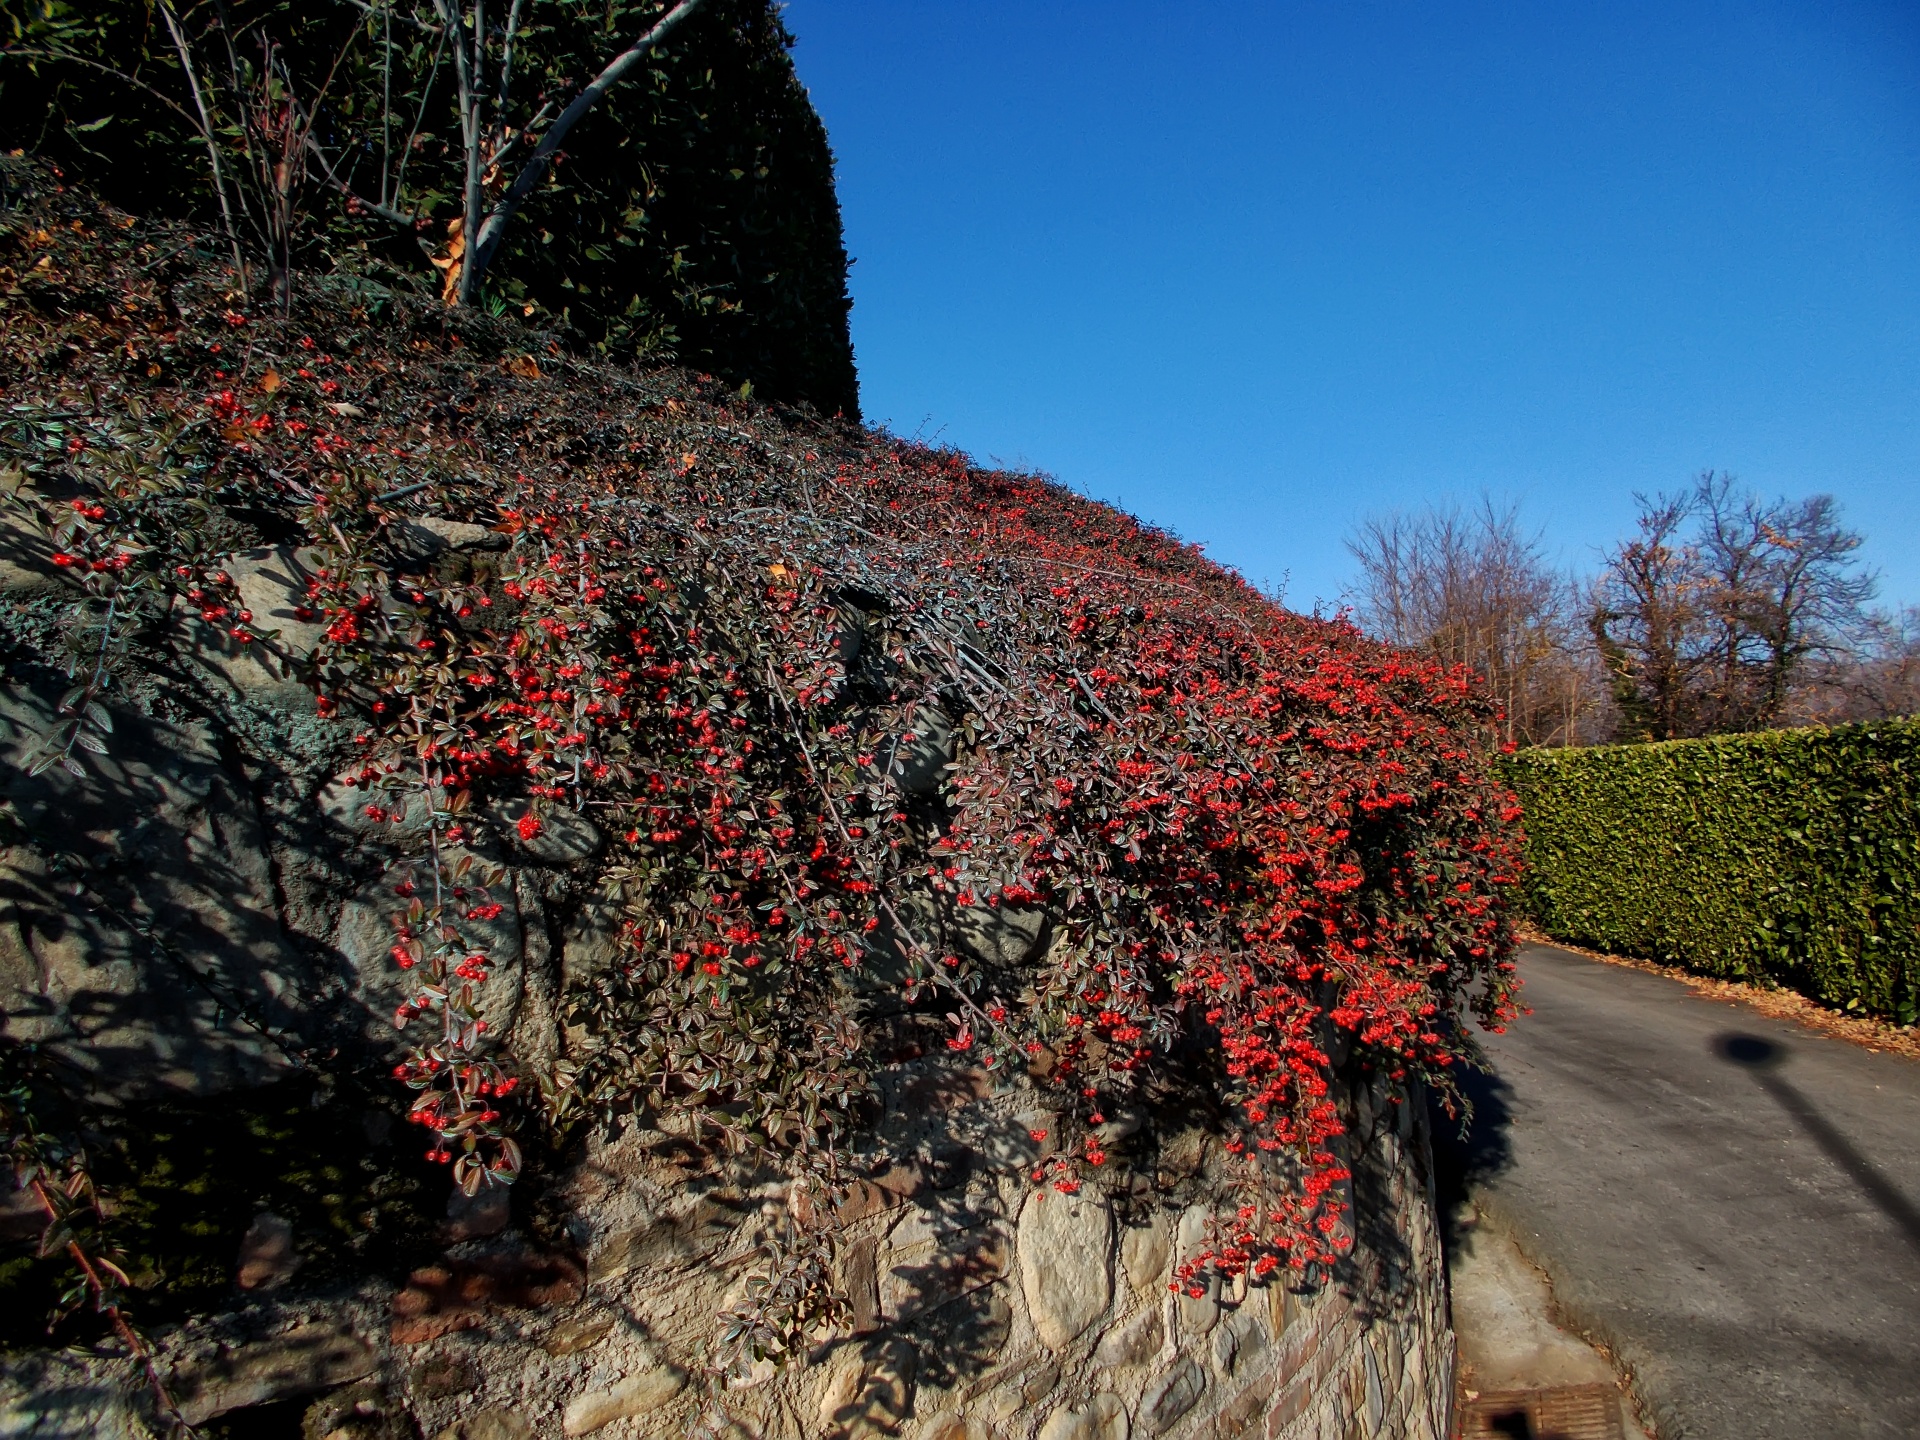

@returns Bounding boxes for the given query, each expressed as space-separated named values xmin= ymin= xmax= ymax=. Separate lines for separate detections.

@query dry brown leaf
xmin=259 ymin=369 xmax=281 ymax=394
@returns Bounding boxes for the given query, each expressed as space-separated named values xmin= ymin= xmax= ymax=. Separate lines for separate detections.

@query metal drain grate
xmin=1457 ymin=1382 xmax=1625 ymax=1440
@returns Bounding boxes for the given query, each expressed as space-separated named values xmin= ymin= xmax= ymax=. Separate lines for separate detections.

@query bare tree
xmin=1591 ymin=490 xmax=1706 ymax=741
xmin=1740 ymin=492 xmax=1877 ymax=721
xmin=1595 ymin=474 xmax=1877 ymax=738
xmin=1347 ymin=499 xmax=1597 ymax=747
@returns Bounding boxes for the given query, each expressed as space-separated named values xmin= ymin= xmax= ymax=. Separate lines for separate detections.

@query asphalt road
xmin=1437 ymin=942 xmax=1920 ymax=1440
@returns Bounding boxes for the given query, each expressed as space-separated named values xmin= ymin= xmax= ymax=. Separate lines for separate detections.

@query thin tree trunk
xmin=462 ymin=0 xmax=707 ymax=299
xmin=430 ymin=0 xmax=484 ymax=304
xmin=158 ymin=0 xmax=248 ymax=285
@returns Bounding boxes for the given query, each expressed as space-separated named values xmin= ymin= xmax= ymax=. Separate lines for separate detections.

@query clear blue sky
xmin=781 ymin=1 xmax=1920 ymax=614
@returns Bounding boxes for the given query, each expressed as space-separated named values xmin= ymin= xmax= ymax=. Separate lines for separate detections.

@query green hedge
xmin=1503 ymin=720 xmax=1920 ymax=1023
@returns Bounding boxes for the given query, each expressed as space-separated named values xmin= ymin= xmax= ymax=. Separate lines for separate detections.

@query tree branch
xmin=496 ymin=0 xmax=528 ymax=116
xmin=337 ymin=0 xmax=443 ymax=34
xmin=303 ymin=132 xmax=428 ymax=233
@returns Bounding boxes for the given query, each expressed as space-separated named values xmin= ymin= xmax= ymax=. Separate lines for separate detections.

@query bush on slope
xmin=0 ymin=162 xmax=1520 ymax=1339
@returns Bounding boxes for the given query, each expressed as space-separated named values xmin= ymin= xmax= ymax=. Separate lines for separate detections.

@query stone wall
xmin=0 ymin=1060 xmax=1453 ymax=1440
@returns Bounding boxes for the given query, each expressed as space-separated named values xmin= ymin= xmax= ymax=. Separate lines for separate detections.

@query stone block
xmin=1039 ymin=1392 xmax=1131 ymax=1440
xmin=980 ymin=1108 xmax=1057 ymax=1172
xmin=1094 ymin=1305 xmax=1163 ymax=1368
xmin=1215 ymin=1374 xmax=1273 ymax=1437
xmin=841 ymin=1232 xmax=881 ymax=1332
xmin=561 ymin=893 xmax=624 ymax=988
xmin=0 ymin=687 xmax=306 ymax=1099
xmin=392 ymin=515 xmax=509 ymax=556
xmin=1018 ymin=1187 xmax=1115 ymax=1350
xmin=1021 ymin=1363 xmax=1062 ymax=1406
xmin=335 ymin=856 xmax=531 ymax=1052
xmin=1144 ymin=1358 xmax=1206 ymax=1436
xmin=170 ymin=1321 xmax=378 ymax=1425
xmin=953 ymin=901 xmax=1050 ymax=969
xmin=881 ymin=1207 xmax=1009 ymax=1322
xmin=494 ymin=797 xmax=603 ymax=864
xmin=1262 ymin=1281 xmax=1296 ymax=1340
xmin=587 ymin=1192 xmax=742 ymax=1283
xmin=819 ymin=1338 xmax=916 ymax=1440
xmin=234 ymin=1210 xmax=299 ymax=1291
xmin=191 ymin=545 xmax=329 ymax=707
xmin=543 ymin=1312 xmax=615 ymax=1358
xmin=1226 ymin=1307 xmax=1269 ymax=1375
xmin=1121 ymin=1214 xmax=1172 ymax=1298
xmin=0 ymin=492 xmax=70 ymax=596
xmin=319 ymin=765 xmax=437 ymax=848
xmin=561 ymin=1364 xmax=686 ymax=1436
xmin=889 ymin=704 xmax=955 ymax=797
xmin=1263 ymin=1374 xmax=1315 ymax=1436
xmin=1174 ymin=1205 xmax=1220 ymax=1339
xmin=1362 ymin=1345 xmax=1385 ymax=1435
xmin=1213 ymin=1316 xmax=1241 ymax=1377
xmin=835 ymin=1160 xmax=925 ymax=1223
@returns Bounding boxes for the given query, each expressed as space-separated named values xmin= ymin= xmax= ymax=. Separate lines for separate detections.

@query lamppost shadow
xmin=1713 ymin=1032 xmax=1920 ymax=1257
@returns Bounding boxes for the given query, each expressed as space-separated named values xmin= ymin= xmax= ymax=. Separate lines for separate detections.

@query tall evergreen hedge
xmin=1503 ymin=721 xmax=1920 ymax=1023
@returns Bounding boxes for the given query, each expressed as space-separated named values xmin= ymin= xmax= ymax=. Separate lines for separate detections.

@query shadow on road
xmin=1429 ymin=1060 xmax=1517 ymax=1252
xmin=1713 ymin=1032 xmax=1920 ymax=1257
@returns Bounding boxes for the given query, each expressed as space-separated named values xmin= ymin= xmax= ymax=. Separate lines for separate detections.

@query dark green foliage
xmin=539 ymin=0 xmax=859 ymax=413
xmin=0 ymin=0 xmax=857 ymax=414
xmin=1505 ymin=721 xmax=1920 ymax=1022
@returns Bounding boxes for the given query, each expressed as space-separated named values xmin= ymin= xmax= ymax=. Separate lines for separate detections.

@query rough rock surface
xmin=0 ymin=684 xmax=305 ymax=1098
xmin=334 ymin=861 xmax=534 ymax=1051
xmin=194 ymin=545 xmax=330 ymax=709
xmin=559 ymin=1361 xmax=685 ymax=1436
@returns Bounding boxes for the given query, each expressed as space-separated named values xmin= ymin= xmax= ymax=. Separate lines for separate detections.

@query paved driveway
xmin=1437 ymin=942 xmax=1920 ymax=1440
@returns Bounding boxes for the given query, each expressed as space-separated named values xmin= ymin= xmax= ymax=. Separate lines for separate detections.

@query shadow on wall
xmin=1427 ymin=1059 xmax=1517 ymax=1251
xmin=1712 ymin=1033 xmax=1920 ymax=1256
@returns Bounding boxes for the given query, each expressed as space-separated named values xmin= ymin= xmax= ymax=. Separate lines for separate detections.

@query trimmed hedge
xmin=1503 ymin=720 xmax=1920 ymax=1023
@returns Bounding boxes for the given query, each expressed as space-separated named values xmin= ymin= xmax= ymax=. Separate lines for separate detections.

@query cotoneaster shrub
xmin=0 ymin=162 xmax=1521 ymax=1354
xmin=1506 ymin=722 xmax=1920 ymax=1023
